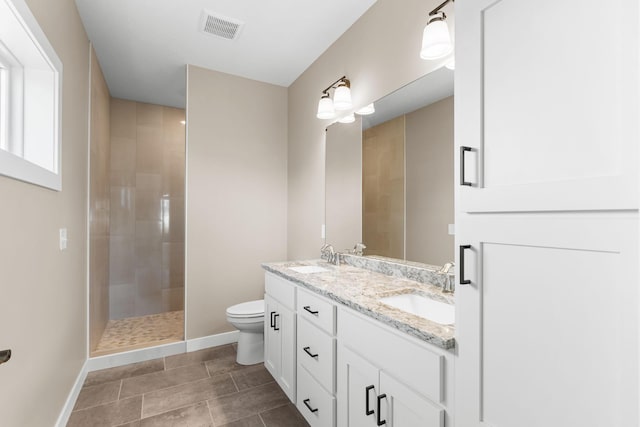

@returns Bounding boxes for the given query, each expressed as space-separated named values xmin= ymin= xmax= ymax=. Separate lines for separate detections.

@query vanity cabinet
xmin=337 ymin=307 xmax=451 ymax=427
xmin=263 ymin=272 xmax=454 ymax=427
xmin=264 ymin=273 xmax=296 ymax=402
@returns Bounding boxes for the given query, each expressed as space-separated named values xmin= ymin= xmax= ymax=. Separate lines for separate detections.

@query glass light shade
xmin=355 ymin=103 xmax=375 ymax=115
xmin=338 ymin=113 xmax=355 ymax=124
xmin=445 ymin=57 xmax=455 ymax=70
xmin=420 ymin=17 xmax=453 ymax=60
xmin=317 ymin=95 xmax=335 ymax=119
xmin=333 ymin=84 xmax=353 ymax=111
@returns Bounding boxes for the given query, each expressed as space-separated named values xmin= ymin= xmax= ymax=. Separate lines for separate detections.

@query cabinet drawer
xmin=297 ymin=288 xmax=335 ymax=334
xmin=298 ymin=317 xmax=335 ymax=393
xmin=265 ymin=272 xmax=295 ymax=310
xmin=297 ymin=364 xmax=335 ymax=427
xmin=338 ymin=307 xmax=444 ymax=404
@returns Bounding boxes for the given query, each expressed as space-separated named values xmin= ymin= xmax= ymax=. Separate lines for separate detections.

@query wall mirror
xmin=325 ymin=66 xmax=454 ymax=266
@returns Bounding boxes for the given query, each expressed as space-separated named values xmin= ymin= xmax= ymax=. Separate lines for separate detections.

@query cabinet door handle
xmin=365 ymin=385 xmax=375 ymax=416
xmin=303 ymin=306 xmax=319 ymax=316
xmin=460 ymin=245 xmax=471 ymax=285
xmin=376 ymin=394 xmax=387 ymax=426
xmin=460 ymin=146 xmax=472 ymax=186
xmin=269 ymin=311 xmax=276 ymax=329
xmin=303 ymin=398 xmax=319 ymax=413
xmin=273 ymin=313 xmax=280 ymax=331
xmin=303 ymin=346 xmax=319 ymax=359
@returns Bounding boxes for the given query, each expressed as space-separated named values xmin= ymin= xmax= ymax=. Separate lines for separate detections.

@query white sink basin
xmin=379 ymin=293 xmax=455 ymax=325
xmin=288 ymin=265 xmax=329 ymax=274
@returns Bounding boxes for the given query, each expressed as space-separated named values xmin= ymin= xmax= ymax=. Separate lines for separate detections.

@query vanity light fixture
xmin=338 ymin=113 xmax=356 ymax=124
xmin=355 ymin=103 xmax=375 ymax=115
xmin=420 ymin=0 xmax=455 ymax=60
xmin=316 ymin=76 xmax=352 ymax=119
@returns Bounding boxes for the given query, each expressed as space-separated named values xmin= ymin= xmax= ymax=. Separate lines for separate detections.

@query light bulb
xmin=316 ymin=94 xmax=335 ymax=119
xmin=338 ymin=113 xmax=355 ymax=124
xmin=420 ymin=13 xmax=453 ymax=60
xmin=355 ymin=103 xmax=375 ymax=115
xmin=333 ymin=82 xmax=353 ymax=111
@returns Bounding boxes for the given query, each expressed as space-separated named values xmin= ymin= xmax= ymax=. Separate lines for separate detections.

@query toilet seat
xmin=226 ymin=299 xmax=264 ymax=317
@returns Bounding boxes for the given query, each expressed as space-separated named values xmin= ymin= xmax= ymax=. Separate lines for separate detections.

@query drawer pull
xmin=273 ymin=313 xmax=280 ymax=331
xmin=459 ymin=245 xmax=471 ymax=285
xmin=303 ymin=306 xmax=319 ymax=316
xmin=303 ymin=398 xmax=319 ymax=413
xmin=303 ymin=346 xmax=319 ymax=359
xmin=269 ymin=311 xmax=276 ymax=328
xmin=377 ymin=394 xmax=387 ymax=426
xmin=365 ymin=385 xmax=375 ymax=416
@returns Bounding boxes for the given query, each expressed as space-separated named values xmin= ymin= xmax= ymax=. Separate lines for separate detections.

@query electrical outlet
xmin=321 ymin=224 xmax=326 ymax=239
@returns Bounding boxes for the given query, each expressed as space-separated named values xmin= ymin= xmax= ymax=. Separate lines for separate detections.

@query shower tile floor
xmin=67 ymin=344 xmax=310 ymax=427
xmin=93 ymin=311 xmax=184 ymax=357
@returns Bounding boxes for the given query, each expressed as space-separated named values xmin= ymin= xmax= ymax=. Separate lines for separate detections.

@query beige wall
xmin=406 ymin=96 xmax=454 ymax=265
xmin=325 ymin=118 xmax=362 ymax=251
xmin=287 ymin=0 xmax=449 ymax=259
xmin=0 ymin=0 xmax=90 ymax=424
xmin=186 ymin=65 xmax=288 ymax=339
xmin=89 ymin=47 xmax=111 ymax=353
xmin=363 ymin=116 xmax=405 ymax=259
xmin=109 ymin=99 xmax=185 ymax=321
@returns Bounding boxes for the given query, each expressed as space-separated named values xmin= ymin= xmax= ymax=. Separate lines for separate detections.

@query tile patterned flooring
xmin=92 ymin=311 xmax=184 ymax=357
xmin=68 ymin=344 xmax=310 ymax=427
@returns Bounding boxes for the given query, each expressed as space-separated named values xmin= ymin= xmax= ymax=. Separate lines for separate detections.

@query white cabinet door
xmin=264 ymin=294 xmax=296 ymax=402
xmin=279 ymin=304 xmax=296 ymax=402
xmin=337 ymin=346 xmax=379 ymax=427
xmin=264 ymin=295 xmax=280 ymax=379
xmin=456 ymin=0 xmax=639 ymax=213
xmin=379 ymin=371 xmax=444 ymax=427
xmin=455 ymin=215 xmax=638 ymax=427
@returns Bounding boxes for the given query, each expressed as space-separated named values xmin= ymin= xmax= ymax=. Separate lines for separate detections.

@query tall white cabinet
xmin=454 ymin=0 xmax=639 ymax=426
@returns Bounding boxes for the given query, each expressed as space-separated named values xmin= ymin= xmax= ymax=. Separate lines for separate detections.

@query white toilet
xmin=226 ymin=299 xmax=265 ymax=365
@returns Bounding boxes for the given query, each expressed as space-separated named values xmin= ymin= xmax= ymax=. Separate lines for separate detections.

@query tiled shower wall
xmin=109 ymin=99 xmax=185 ymax=319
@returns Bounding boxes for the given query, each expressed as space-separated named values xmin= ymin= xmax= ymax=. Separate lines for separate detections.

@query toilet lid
xmin=226 ymin=299 xmax=264 ymax=316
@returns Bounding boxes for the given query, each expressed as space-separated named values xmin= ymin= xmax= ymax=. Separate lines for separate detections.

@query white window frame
xmin=0 ymin=0 xmax=63 ymax=191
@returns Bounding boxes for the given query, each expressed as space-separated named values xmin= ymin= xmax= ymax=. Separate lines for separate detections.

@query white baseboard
xmin=54 ymin=360 xmax=88 ymax=427
xmin=186 ymin=330 xmax=239 ymax=352
xmin=57 ymin=331 xmax=240 ymax=425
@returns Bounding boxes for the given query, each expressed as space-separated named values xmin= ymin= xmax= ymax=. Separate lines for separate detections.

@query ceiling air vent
xmin=200 ymin=11 xmax=244 ymax=41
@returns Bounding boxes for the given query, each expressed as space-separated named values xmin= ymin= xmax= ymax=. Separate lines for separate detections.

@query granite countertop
xmin=262 ymin=259 xmax=455 ymax=351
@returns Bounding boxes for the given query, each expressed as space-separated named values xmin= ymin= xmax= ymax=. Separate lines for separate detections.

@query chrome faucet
xmin=438 ymin=262 xmax=454 ymax=274
xmin=320 ymin=243 xmax=341 ymax=265
xmin=351 ymin=242 xmax=367 ymax=256
xmin=438 ymin=262 xmax=455 ymax=292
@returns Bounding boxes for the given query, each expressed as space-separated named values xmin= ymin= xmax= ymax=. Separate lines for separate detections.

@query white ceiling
xmin=75 ymin=0 xmax=378 ymax=108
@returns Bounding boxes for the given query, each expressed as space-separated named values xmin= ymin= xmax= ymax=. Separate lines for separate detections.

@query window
xmin=0 ymin=0 xmax=62 ymax=191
